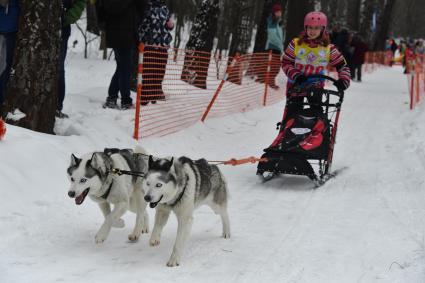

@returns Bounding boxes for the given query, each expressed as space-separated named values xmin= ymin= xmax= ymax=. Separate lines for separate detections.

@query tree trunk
xmin=359 ymin=0 xmax=377 ymax=47
xmin=215 ymin=0 xmax=232 ymax=53
xmin=321 ymin=0 xmax=338 ymax=28
xmin=373 ymin=0 xmax=396 ymax=50
xmin=229 ymin=0 xmax=253 ymax=57
xmin=285 ymin=0 xmax=313 ymax=48
xmin=181 ymin=0 xmax=220 ymax=89
xmin=252 ymin=0 xmax=271 ymax=53
xmin=346 ymin=0 xmax=361 ymax=31
xmin=4 ymin=0 xmax=61 ymax=134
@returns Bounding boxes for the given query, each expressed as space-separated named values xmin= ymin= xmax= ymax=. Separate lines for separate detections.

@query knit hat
xmin=272 ymin=4 xmax=282 ymax=14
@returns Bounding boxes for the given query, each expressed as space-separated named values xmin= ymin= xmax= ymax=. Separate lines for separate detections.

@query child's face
xmin=274 ymin=10 xmax=282 ymax=18
xmin=306 ymin=25 xmax=323 ymax=39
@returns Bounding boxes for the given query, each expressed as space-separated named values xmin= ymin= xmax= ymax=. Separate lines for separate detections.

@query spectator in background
xmin=57 ymin=0 xmax=86 ymax=118
xmin=415 ymin=40 xmax=425 ymax=56
xmin=330 ymin=22 xmax=341 ymax=46
xmin=390 ymin=39 xmax=398 ymax=57
xmin=350 ymin=35 xmax=368 ymax=82
xmin=389 ymin=38 xmax=398 ymax=66
xmin=0 ymin=0 xmax=19 ymax=118
xmin=102 ymin=0 xmax=146 ymax=110
xmin=404 ymin=40 xmax=415 ymax=74
xmin=139 ymin=0 xmax=173 ymax=106
xmin=261 ymin=3 xmax=284 ymax=90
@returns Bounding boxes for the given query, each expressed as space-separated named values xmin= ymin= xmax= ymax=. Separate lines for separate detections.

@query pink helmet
xmin=304 ymin=11 xmax=328 ymax=29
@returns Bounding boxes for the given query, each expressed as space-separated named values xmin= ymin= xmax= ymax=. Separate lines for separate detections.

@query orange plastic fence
xmin=133 ymin=44 xmax=287 ymax=139
xmin=133 ymin=46 xmax=391 ymax=139
xmin=406 ymin=54 xmax=425 ymax=110
xmin=363 ymin=51 xmax=392 ymax=73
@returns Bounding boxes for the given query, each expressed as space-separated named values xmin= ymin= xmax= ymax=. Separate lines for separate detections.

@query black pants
xmin=108 ymin=47 xmax=134 ymax=105
xmin=350 ymin=63 xmax=362 ymax=81
xmin=141 ymin=45 xmax=168 ymax=103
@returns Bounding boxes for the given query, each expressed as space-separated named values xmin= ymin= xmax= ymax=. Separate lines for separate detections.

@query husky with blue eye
xmin=143 ymin=155 xmax=231 ymax=267
xmin=67 ymin=146 xmax=149 ymax=244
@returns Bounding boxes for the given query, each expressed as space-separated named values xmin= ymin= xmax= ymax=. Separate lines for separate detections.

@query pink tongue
xmin=75 ymin=194 xmax=84 ymax=205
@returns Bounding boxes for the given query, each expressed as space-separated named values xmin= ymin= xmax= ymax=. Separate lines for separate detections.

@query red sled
xmin=257 ymin=75 xmax=345 ymax=187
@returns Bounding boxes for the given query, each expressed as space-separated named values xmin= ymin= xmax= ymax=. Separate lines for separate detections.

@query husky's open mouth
xmin=149 ymin=195 xmax=163 ymax=208
xmin=75 ymin=188 xmax=90 ymax=205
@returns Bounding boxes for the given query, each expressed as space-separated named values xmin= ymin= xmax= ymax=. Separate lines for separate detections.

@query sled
xmin=256 ymin=74 xmax=345 ymax=187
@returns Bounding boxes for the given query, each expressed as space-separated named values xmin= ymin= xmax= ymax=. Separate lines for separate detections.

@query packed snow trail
xmin=0 ymin=61 xmax=424 ymax=282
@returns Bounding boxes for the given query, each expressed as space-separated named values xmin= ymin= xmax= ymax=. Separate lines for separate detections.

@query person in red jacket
xmin=350 ymin=34 xmax=368 ymax=82
xmin=281 ymin=11 xmax=351 ymax=117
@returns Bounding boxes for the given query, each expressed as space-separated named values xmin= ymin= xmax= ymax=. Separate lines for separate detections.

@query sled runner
xmin=256 ymin=74 xmax=345 ymax=187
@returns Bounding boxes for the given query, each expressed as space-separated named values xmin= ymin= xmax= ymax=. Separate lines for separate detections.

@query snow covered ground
xmin=1 ymin=57 xmax=424 ymax=283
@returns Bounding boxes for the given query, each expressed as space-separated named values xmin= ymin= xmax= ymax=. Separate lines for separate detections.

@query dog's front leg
xmin=95 ymin=202 xmax=127 ymax=244
xmin=167 ymin=213 xmax=193 ymax=267
xmin=98 ymin=202 xmax=124 ymax=228
xmin=128 ymin=189 xmax=149 ymax=242
xmin=149 ymin=205 xmax=171 ymax=246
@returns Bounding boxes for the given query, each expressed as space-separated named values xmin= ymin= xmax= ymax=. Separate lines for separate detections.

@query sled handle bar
xmin=304 ymin=74 xmax=338 ymax=84
xmin=290 ymin=74 xmax=344 ymax=100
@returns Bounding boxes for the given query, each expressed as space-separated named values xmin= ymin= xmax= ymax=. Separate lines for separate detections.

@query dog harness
xmin=100 ymin=181 xmax=113 ymax=199
xmin=165 ymin=175 xmax=189 ymax=207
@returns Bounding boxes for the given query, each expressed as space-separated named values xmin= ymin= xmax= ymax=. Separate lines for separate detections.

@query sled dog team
xmin=66 ymin=9 xmax=352 ymax=267
xmin=67 ymin=146 xmax=230 ymax=267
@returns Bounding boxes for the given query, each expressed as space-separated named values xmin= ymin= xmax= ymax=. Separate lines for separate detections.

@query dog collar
xmin=166 ymin=175 xmax=189 ymax=207
xmin=101 ymin=180 xmax=113 ymax=199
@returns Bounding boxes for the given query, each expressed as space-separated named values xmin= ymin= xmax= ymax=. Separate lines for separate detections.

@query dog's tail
xmin=134 ymin=145 xmax=148 ymax=155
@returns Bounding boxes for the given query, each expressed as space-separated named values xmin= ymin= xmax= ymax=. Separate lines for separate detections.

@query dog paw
xmin=223 ymin=232 xmax=231 ymax=239
xmin=128 ymin=233 xmax=140 ymax=242
xmin=149 ymin=237 xmax=160 ymax=246
xmin=95 ymin=234 xmax=106 ymax=244
xmin=113 ymin=218 xmax=125 ymax=228
xmin=166 ymin=257 xmax=180 ymax=267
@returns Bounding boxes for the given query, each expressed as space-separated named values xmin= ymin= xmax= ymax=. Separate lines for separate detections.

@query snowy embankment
xmin=0 ymin=58 xmax=424 ymax=283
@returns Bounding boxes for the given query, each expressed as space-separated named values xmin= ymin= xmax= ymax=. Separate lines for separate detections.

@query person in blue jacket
xmin=258 ymin=3 xmax=284 ymax=90
xmin=0 ymin=0 xmax=19 ymax=118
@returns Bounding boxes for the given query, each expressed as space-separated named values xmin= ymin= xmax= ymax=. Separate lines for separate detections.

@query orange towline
xmin=209 ymin=156 xmax=268 ymax=166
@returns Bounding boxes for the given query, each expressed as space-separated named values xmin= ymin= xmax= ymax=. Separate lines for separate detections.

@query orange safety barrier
xmin=363 ymin=51 xmax=392 ymax=74
xmin=406 ymin=54 xmax=425 ymax=110
xmin=133 ymin=44 xmax=286 ymax=139
xmin=132 ymin=45 xmax=392 ymax=139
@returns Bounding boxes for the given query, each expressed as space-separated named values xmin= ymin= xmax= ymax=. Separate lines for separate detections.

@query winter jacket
xmin=104 ymin=0 xmax=145 ymax=49
xmin=351 ymin=40 xmax=368 ymax=65
xmin=265 ymin=15 xmax=284 ymax=53
xmin=139 ymin=0 xmax=172 ymax=47
xmin=0 ymin=0 xmax=19 ymax=33
xmin=415 ymin=45 xmax=425 ymax=55
xmin=282 ymin=37 xmax=351 ymax=90
xmin=63 ymin=0 xmax=86 ymax=26
xmin=61 ymin=0 xmax=86 ymax=38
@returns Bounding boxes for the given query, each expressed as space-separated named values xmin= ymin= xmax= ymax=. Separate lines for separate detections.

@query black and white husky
xmin=67 ymin=147 xmax=149 ymax=244
xmin=143 ymin=156 xmax=231 ymax=267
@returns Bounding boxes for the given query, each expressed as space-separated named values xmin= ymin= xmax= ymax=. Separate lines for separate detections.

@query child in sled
xmin=281 ymin=11 xmax=351 ymax=119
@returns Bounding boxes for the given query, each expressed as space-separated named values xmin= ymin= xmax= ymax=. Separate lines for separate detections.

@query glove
xmin=294 ymin=74 xmax=307 ymax=85
xmin=334 ymin=79 xmax=348 ymax=92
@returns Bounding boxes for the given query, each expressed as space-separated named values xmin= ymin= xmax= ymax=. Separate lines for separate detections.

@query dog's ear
xmin=90 ymin=153 xmax=108 ymax=176
xmin=164 ymin=157 xmax=174 ymax=171
xmin=148 ymin=155 xmax=154 ymax=168
xmin=70 ymin=154 xmax=81 ymax=167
